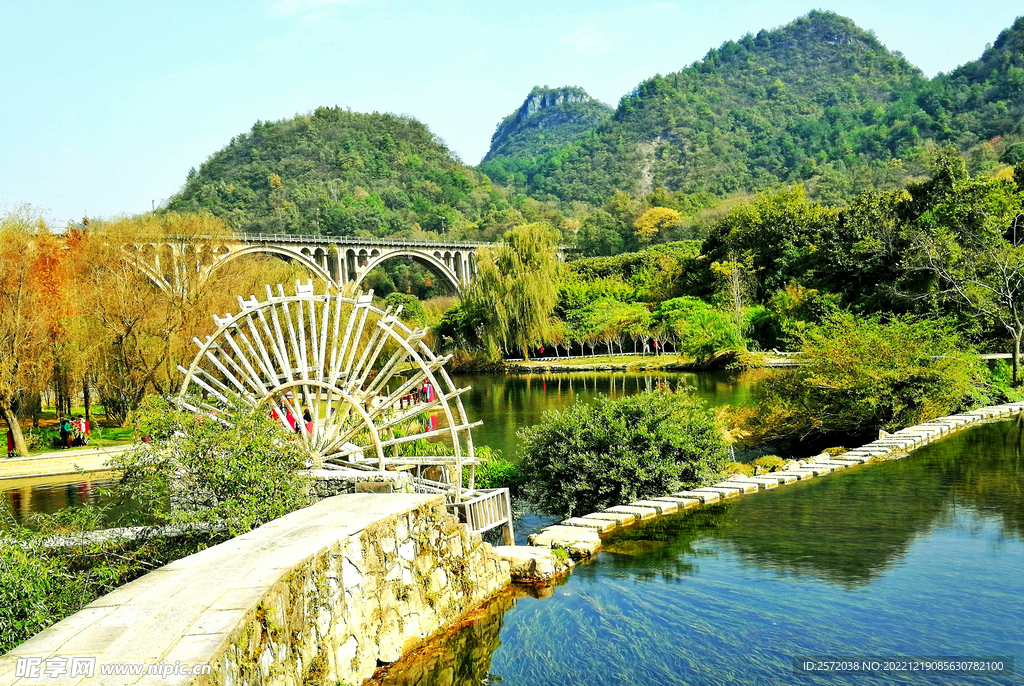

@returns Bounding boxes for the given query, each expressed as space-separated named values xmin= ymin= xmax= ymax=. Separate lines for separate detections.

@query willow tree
xmin=464 ymin=223 xmax=561 ymax=360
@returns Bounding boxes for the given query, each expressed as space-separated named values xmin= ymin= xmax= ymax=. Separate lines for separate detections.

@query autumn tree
xmin=0 ymin=214 xmax=50 ymax=455
xmin=634 ymin=207 xmax=681 ymax=242
xmin=79 ymin=212 xmax=304 ymax=423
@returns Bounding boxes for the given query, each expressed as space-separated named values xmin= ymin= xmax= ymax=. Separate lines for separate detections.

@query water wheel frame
xmin=176 ymin=280 xmax=479 ymax=500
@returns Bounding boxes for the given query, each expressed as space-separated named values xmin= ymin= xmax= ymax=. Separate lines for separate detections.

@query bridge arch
xmin=357 ymin=249 xmax=463 ymax=295
xmin=213 ymin=244 xmax=336 ymax=286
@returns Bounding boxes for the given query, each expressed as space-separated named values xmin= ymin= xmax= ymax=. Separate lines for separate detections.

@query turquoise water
xmin=373 ymin=419 xmax=1024 ymax=686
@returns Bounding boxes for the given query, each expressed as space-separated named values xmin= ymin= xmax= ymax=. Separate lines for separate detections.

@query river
xmin=372 ymin=418 xmax=1024 ymax=686
xmin=2 ymin=370 xmax=755 ymax=522
xmin=6 ymin=371 xmax=1023 ymax=683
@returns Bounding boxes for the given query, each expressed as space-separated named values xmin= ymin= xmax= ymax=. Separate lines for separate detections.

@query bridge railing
xmin=235 ymin=233 xmax=493 ymax=249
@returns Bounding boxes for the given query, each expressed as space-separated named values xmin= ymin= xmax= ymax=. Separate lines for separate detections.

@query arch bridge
xmin=136 ymin=234 xmax=490 ymax=294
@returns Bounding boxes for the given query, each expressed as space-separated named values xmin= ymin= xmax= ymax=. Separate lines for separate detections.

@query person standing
xmin=77 ymin=415 xmax=90 ymax=446
xmin=59 ymin=416 xmax=73 ymax=449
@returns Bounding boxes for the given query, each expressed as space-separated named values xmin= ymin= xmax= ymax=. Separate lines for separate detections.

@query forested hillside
xmin=167 ymin=11 xmax=1024 ymax=245
xmin=481 ymin=11 xmax=1024 ymax=206
xmin=167 ymin=108 xmax=519 ymax=238
xmin=916 ymin=16 xmax=1024 ymax=153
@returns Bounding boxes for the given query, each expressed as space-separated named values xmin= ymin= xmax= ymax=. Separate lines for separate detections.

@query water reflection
xmin=1 ymin=472 xmax=117 ymax=524
xmin=457 ymin=370 xmax=759 ymax=460
xmin=374 ymin=420 xmax=1024 ymax=686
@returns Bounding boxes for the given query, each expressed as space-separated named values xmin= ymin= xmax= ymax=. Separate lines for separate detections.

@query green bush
xmin=748 ymin=313 xmax=985 ymax=440
xmin=116 ymin=396 xmax=312 ymax=535
xmin=0 ymin=527 xmax=55 ymax=651
xmin=753 ymin=455 xmax=786 ymax=472
xmin=462 ymin=446 xmax=524 ymax=494
xmin=0 ymin=505 xmax=220 ymax=653
xmin=1 ymin=396 xmax=314 ymax=653
xmin=474 ymin=460 xmax=523 ymax=492
xmin=518 ymin=390 xmax=729 ymax=517
xmin=724 ymin=461 xmax=754 ymax=476
xmin=384 ymin=292 xmax=427 ymax=326
xmin=653 ymin=297 xmax=744 ymax=364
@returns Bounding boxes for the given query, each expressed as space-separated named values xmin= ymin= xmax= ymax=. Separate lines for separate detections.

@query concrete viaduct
xmin=136 ymin=234 xmax=488 ymax=294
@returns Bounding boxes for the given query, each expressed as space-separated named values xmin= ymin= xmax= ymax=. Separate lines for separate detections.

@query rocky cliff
xmin=484 ymin=86 xmax=612 ymax=162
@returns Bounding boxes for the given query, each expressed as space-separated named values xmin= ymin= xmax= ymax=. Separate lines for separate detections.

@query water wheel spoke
xmin=178 ymin=279 xmax=504 ymax=530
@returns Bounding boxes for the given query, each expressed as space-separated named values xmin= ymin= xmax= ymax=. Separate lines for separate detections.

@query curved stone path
xmin=526 ymin=401 xmax=1024 ymax=559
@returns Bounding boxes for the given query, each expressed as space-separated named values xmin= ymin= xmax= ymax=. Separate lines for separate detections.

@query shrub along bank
xmin=0 ymin=399 xmax=313 ymax=652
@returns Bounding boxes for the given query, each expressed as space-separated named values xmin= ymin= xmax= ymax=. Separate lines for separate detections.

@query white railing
xmin=237 ymin=234 xmax=491 ymax=249
xmin=447 ymin=488 xmax=514 ymax=543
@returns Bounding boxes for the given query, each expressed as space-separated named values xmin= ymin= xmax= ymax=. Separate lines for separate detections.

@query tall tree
xmin=463 ymin=223 xmax=561 ymax=360
xmin=79 ymin=212 xmax=271 ymax=423
xmin=914 ymin=162 xmax=1024 ymax=383
xmin=0 ymin=215 xmax=49 ymax=455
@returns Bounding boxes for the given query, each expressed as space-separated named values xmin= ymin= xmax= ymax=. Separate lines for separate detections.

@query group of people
xmin=58 ymin=415 xmax=90 ymax=449
xmin=271 ymin=403 xmax=316 ymax=437
xmin=399 ymin=380 xmax=435 ymax=409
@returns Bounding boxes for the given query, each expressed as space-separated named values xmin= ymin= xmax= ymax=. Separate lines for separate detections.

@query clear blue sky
xmin=1 ymin=0 xmax=1019 ymax=224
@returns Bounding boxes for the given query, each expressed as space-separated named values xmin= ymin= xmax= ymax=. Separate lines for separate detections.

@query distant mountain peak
xmin=515 ymin=86 xmax=594 ymax=121
xmin=485 ymin=86 xmax=612 ymax=162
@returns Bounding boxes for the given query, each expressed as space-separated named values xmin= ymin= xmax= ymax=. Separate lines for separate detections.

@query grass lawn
xmin=12 ymin=406 xmax=136 ymax=456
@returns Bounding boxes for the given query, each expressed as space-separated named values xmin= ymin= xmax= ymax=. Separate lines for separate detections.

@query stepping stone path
xmin=520 ymin=402 xmax=1024 ymax=562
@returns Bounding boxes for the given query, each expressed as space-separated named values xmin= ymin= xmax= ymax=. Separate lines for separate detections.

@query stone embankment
xmin=1 ymin=494 xmax=510 ymax=686
xmin=524 ymin=402 xmax=1024 ymax=556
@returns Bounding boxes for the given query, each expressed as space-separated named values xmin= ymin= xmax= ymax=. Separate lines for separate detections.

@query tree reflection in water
xmin=371 ymin=419 xmax=1024 ymax=685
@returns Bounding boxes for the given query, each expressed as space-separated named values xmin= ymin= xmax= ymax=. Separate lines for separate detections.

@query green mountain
xmin=168 ymin=12 xmax=1024 ymax=240
xmin=915 ymin=16 xmax=1024 ymax=147
xmin=479 ymin=11 xmax=1024 ymax=205
xmin=167 ymin=107 xmax=507 ymax=238
xmin=484 ymin=86 xmax=613 ymax=162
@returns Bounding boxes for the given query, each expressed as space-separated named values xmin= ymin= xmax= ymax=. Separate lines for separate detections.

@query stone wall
xmin=1 ymin=494 xmax=511 ymax=686
xmin=306 ymin=468 xmax=415 ymax=497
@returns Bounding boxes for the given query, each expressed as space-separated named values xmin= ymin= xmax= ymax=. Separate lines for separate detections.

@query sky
xmin=1 ymin=0 xmax=1020 ymax=225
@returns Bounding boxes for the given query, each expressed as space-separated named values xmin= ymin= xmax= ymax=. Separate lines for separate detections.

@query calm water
xmin=1 ymin=370 xmax=756 ymax=522
xmin=1 ymin=474 xmax=119 ymax=524
xmin=373 ymin=419 xmax=1024 ymax=686
xmin=454 ymin=369 xmax=758 ymax=461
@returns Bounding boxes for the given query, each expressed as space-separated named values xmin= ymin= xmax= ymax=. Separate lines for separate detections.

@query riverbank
xmin=524 ymin=401 xmax=1024 ymax=555
xmin=0 ymin=444 xmax=132 ymax=481
xmin=452 ymin=350 xmax=797 ymax=374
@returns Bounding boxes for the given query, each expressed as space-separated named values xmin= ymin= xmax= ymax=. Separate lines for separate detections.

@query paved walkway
xmin=0 ymin=444 xmax=134 ymax=481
